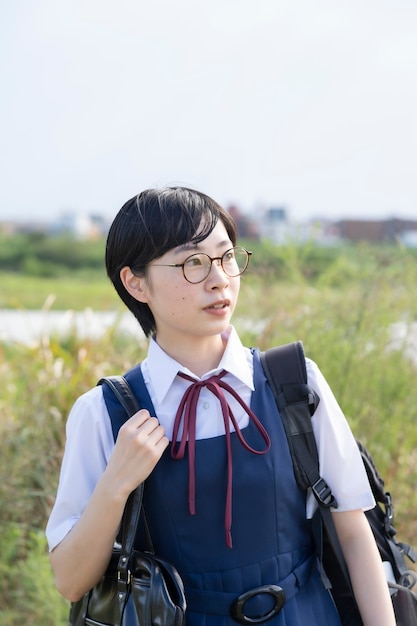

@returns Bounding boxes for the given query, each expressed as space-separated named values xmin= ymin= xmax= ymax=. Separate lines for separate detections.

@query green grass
xmin=0 ymin=271 xmax=119 ymax=310
xmin=1 ymin=242 xmax=417 ymax=624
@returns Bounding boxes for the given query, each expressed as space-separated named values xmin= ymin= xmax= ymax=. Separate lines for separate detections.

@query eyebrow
xmin=173 ymin=240 xmax=232 ymax=255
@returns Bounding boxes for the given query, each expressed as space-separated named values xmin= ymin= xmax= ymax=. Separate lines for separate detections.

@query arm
xmin=332 ymin=509 xmax=396 ymax=626
xmin=50 ymin=409 xmax=169 ymax=602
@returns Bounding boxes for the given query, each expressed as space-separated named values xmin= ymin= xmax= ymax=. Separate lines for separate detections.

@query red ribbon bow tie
xmin=171 ymin=370 xmax=271 ymax=548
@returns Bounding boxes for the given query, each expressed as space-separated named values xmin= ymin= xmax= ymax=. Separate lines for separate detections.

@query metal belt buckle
xmin=231 ymin=584 xmax=286 ymax=624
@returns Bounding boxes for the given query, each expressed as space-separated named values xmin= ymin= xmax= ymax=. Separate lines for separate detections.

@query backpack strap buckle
xmin=312 ymin=478 xmax=338 ymax=508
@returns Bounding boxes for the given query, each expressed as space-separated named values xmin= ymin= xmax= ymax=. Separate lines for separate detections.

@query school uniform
xmin=46 ymin=326 xmax=375 ymax=624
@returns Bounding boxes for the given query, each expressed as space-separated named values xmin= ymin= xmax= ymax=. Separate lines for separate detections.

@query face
xmin=125 ymin=220 xmax=240 ymax=352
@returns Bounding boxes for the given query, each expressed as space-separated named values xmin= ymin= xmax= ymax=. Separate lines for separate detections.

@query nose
xmin=206 ymin=258 xmax=230 ymax=289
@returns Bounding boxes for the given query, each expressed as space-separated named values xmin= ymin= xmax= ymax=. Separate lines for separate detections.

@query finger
xmin=133 ymin=421 xmax=169 ymax=452
xmin=136 ymin=416 xmax=164 ymax=437
xmin=119 ymin=409 xmax=152 ymax=432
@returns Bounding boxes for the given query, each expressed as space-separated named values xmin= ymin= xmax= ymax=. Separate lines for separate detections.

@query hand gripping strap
xmin=97 ymin=377 xmax=148 ymax=564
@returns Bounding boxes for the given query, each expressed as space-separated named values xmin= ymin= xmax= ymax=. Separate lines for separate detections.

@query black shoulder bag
xmin=69 ymin=376 xmax=187 ymax=626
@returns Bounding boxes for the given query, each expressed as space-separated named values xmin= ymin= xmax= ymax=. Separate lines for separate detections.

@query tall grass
xmin=0 ymin=330 xmax=147 ymax=624
xmin=1 ymin=242 xmax=416 ymax=624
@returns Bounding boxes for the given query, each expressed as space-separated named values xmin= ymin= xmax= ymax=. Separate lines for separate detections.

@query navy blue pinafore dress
xmin=103 ymin=350 xmax=342 ymax=626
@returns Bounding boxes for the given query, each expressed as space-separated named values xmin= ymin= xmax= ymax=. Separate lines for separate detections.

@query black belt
xmin=185 ymin=554 xmax=315 ymax=624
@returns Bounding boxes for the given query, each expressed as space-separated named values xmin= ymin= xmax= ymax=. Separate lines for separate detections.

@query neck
xmin=154 ymin=333 xmax=226 ymax=377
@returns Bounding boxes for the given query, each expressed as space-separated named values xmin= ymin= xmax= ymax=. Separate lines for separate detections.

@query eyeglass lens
xmin=183 ymin=247 xmax=249 ymax=283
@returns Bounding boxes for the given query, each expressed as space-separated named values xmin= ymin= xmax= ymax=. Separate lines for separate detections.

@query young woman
xmin=46 ymin=187 xmax=395 ymax=625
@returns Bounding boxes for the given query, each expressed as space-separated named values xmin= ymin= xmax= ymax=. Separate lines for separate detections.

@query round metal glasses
xmin=150 ymin=246 xmax=252 ymax=284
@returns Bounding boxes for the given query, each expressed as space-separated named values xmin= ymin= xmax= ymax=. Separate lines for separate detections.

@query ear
xmin=120 ymin=267 xmax=149 ymax=303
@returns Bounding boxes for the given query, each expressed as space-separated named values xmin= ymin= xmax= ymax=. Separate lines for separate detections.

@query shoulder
xmin=305 ymin=356 xmax=324 ymax=381
xmin=65 ymin=385 xmax=112 ymax=442
xmin=305 ymin=357 xmax=337 ymax=401
xmin=69 ymin=385 xmax=105 ymax=417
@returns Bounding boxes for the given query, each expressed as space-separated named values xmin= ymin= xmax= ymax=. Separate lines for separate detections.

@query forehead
xmin=172 ymin=221 xmax=232 ymax=256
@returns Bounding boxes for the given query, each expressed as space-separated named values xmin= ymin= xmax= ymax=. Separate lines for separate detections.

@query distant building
xmin=259 ymin=206 xmax=289 ymax=243
xmin=49 ymin=212 xmax=109 ymax=239
xmin=0 ymin=219 xmax=50 ymax=235
xmin=2 ymin=206 xmax=417 ymax=247
xmin=258 ymin=206 xmax=315 ymax=244
xmin=335 ymin=218 xmax=417 ymax=244
xmin=227 ymin=205 xmax=259 ymax=239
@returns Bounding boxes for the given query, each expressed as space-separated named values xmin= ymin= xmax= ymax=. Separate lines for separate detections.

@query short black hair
xmin=106 ymin=187 xmax=237 ymax=336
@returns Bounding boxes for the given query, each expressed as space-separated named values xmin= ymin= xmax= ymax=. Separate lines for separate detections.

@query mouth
xmin=205 ymin=300 xmax=230 ymax=310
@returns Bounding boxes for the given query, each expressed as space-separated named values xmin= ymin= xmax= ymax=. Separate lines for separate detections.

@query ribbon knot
xmin=171 ymin=370 xmax=271 ymax=548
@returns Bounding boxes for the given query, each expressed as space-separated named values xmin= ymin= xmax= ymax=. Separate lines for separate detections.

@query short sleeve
xmin=45 ymin=386 xmax=115 ymax=551
xmin=305 ymin=358 xmax=375 ymax=517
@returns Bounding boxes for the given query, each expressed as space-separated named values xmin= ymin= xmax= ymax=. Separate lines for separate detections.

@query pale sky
xmin=1 ymin=0 xmax=416 ymax=223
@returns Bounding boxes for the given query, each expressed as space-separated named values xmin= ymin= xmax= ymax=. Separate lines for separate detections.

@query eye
xmin=184 ymin=254 xmax=205 ymax=268
xmin=223 ymin=250 xmax=236 ymax=263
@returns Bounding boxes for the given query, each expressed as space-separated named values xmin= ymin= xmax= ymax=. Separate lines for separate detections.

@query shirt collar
xmin=146 ymin=325 xmax=254 ymax=404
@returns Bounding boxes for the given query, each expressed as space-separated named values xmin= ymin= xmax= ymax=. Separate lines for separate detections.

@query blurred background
xmin=1 ymin=3 xmax=417 ymax=624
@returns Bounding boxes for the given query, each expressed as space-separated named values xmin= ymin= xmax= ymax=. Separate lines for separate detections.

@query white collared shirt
xmin=142 ymin=326 xmax=254 ymax=440
xmin=46 ymin=326 xmax=374 ymax=551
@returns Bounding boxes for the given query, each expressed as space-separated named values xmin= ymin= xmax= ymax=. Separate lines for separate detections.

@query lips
xmin=205 ymin=299 xmax=230 ymax=310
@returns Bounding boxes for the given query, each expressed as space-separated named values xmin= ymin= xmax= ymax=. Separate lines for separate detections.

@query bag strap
xmin=98 ymin=375 xmax=141 ymax=421
xmin=260 ymin=342 xmax=352 ymax=590
xmin=97 ymin=375 xmax=148 ymax=585
xmin=259 ymin=342 xmax=333 ymax=502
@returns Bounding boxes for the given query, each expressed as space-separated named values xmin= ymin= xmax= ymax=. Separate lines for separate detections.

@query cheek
xmin=232 ymin=277 xmax=241 ymax=297
xmin=167 ymin=293 xmax=190 ymax=318
xmin=165 ymin=285 xmax=190 ymax=307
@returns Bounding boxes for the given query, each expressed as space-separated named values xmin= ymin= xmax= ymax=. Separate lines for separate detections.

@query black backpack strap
xmin=98 ymin=375 xmax=141 ymax=420
xmin=260 ymin=342 xmax=353 ymax=592
xmin=260 ymin=341 xmax=335 ymax=507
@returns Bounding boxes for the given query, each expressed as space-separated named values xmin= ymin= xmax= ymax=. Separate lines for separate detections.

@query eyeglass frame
xmin=148 ymin=246 xmax=252 ymax=284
